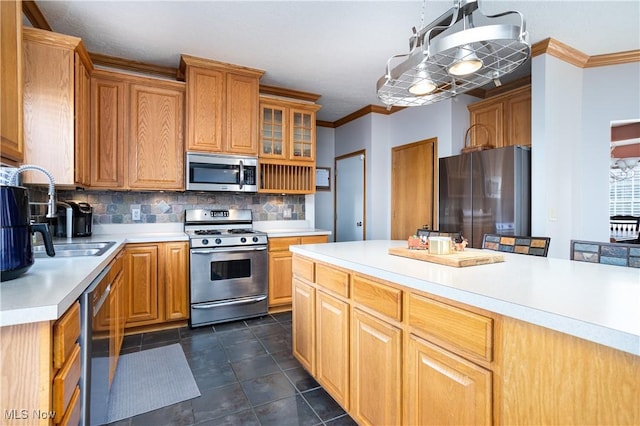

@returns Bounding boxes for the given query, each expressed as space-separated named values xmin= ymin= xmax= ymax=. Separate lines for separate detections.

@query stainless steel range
xmin=185 ymin=209 xmax=268 ymax=327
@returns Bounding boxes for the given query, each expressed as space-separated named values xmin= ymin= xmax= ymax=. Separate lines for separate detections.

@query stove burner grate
xmin=194 ymin=229 xmax=222 ymax=235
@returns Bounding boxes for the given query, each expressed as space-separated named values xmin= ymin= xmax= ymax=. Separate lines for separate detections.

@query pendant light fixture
xmin=377 ymin=0 xmax=530 ymax=107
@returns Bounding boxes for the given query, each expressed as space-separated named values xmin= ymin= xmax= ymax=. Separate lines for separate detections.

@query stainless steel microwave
xmin=186 ymin=152 xmax=258 ymax=192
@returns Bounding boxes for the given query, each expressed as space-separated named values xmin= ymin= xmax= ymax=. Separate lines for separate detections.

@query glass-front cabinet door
xmin=260 ymin=104 xmax=286 ymax=158
xmin=290 ymin=109 xmax=315 ymax=161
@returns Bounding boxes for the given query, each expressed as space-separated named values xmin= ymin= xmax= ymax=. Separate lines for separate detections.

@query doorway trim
xmin=334 ymin=149 xmax=367 ymax=241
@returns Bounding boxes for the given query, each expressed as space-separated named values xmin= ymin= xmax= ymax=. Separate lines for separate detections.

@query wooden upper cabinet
xmin=1 ymin=0 xmax=23 ymax=165
xmin=128 ymin=82 xmax=185 ymax=190
xmin=90 ymin=71 xmax=125 ymax=188
xmin=259 ymin=96 xmax=320 ymax=162
xmin=505 ymin=88 xmax=532 ymax=147
xmin=180 ymin=55 xmax=264 ymax=155
xmin=22 ymin=27 xmax=93 ymax=187
xmin=90 ymin=69 xmax=185 ymax=190
xmin=226 ymin=73 xmax=260 ymax=155
xmin=468 ymin=85 xmax=531 ymax=148
xmin=184 ymin=65 xmax=224 ymax=152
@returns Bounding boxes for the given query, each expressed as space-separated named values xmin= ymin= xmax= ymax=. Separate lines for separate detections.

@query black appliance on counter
xmin=55 ymin=200 xmax=93 ymax=237
xmin=1 ymin=185 xmax=55 ymax=281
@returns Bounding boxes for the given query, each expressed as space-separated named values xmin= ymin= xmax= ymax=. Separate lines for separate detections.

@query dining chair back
xmin=482 ymin=234 xmax=551 ymax=257
xmin=571 ymin=240 xmax=640 ymax=268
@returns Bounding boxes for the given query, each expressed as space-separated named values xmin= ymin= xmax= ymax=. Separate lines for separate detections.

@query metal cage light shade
xmin=377 ymin=0 xmax=530 ymax=107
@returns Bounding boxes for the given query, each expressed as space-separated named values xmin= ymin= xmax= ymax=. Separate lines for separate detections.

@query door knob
xmin=356 ymin=222 xmax=362 ymax=227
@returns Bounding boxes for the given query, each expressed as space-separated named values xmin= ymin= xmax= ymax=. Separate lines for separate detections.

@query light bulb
xmin=408 ymin=66 xmax=437 ymax=96
xmin=448 ymin=45 xmax=483 ymax=76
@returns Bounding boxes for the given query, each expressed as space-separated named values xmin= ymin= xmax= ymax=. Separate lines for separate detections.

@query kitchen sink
xmin=34 ymin=241 xmax=116 ymax=258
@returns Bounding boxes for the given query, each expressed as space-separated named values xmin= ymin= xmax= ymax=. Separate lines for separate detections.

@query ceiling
xmin=32 ymin=1 xmax=640 ymax=123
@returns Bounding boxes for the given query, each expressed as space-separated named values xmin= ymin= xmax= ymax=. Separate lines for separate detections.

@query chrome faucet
xmin=8 ymin=165 xmax=57 ymax=219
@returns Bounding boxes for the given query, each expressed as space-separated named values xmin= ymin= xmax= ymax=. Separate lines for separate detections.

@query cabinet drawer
xmin=408 ymin=293 xmax=493 ymax=362
xmin=53 ymin=343 xmax=81 ymax=417
xmin=269 ymin=237 xmax=300 ymax=252
xmin=352 ymin=274 xmax=402 ymax=321
xmin=53 ymin=302 xmax=80 ymax=369
xmin=57 ymin=385 xmax=80 ymax=426
xmin=292 ymin=255 xmax=314 ymax=282
xmin=300 ymin=235 xmax=328 ymax=245
xmin=316 ymin=263 xmax=349 ymax=298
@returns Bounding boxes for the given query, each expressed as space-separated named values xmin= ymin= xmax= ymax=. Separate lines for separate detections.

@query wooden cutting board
xmin=388 ymin=247 xmax=505 ymax=267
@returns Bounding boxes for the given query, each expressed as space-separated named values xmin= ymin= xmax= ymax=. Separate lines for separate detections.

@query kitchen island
xmin=290 ymin=240 xmax=639 ymax=425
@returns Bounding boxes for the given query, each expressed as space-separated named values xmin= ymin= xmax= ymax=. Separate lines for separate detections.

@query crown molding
xmin=259 ymin=85 xmax=321 ymax=103
xmin=586 ymin=50 xmax=640 ymax=68
xmin=90 ymin=53 xmax=178 ymax=79
xmin=531 ymin=38 xmax=590 ymax=67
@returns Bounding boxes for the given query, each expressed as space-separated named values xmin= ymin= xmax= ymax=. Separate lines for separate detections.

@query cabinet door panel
xmin=91 ymin=75 xmax=125 ymax=187
xmin=290 ymin=109 xmax=315 ymax=161
xmin=1 ymin=0 xmax=23 ymax=164
xmin=406 ymin=333 xmax=492 ymax=426
xmin=226 ymin=73 xmax=259 ymax=155
xmin=163 ymin=242 xmax=189 ymax=321
xmin=469 ymin=102 xmax=503 ymax=148
xmin=350 ymin=308 xmax=401 ymax=426
xmin=125 ymin=245 xmax=159 ymax=325
xmin=292 ymin=278 xmax=315 ymax=374
xmin=128 ymin=83 xmax=184 ymax=190
xmin=269 ymin=251 xmax=294 ymax=306
xmin=23 ymin=40 xmax=75 ymax=185
xmin=316 ymin=291 xmax=349 ymax=409
xmin=186 ymin=66 xmax=223 ymax=152
xmin=260 ymin=103 xmax=287 ymax=158
xmin=506 ymin=90 xmax=532 ymax=147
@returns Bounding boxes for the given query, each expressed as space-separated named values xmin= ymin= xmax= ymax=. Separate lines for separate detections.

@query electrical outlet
xmin=132 ymin=207 xmax=141 ymax=221
xmin=284 ymin=208 xmax=292 ymax=219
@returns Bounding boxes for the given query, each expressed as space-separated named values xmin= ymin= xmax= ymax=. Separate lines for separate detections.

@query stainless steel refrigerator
xmin=438 ymin=145 xmax=531 ymax=248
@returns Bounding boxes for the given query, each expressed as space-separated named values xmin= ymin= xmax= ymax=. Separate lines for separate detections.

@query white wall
xmin=581 ymin=62 xmax=640 ymax=241
xmin=531 ymin=55 xmax=583 ymax=258
xmin=532 ymin=57 xmax=640 ymax=258
xmin=314 ymin=126 xmax=335 ymax=240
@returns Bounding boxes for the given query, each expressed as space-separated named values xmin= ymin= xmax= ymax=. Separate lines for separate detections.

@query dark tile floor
xmin=109 ymin=312 xmax=357 ymax=426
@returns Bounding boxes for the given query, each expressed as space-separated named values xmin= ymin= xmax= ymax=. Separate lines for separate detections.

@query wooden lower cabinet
xmin=405 ymin=333 xmax=492 ymax=425
xmin=125 ymin=244 xmax=159 ymax=325
xmin=350 ymin=308 xmax=401 ymax=426
xmin=315 ymin=290 xmax=350 ymax=409
xmin=268 ymin=235 xmax=328 ymax=309
xmin=125 ymin=242 xmax=189 ymax=330
xmin=292 ymin=277 xmax=315 ymax=374
xmin=292 ymin=254 xmax=640 ymax=426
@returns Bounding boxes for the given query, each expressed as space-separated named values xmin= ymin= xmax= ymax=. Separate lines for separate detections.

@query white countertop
xmin=0 ymin=220 xmax=330 ymax=327
xmin=290 ymin=240 xmax=640 ymax=356
xmin=0 ymin=232 xmax=187 ymax=327
xmin=253 ymin=220 xmax=331 ymax=238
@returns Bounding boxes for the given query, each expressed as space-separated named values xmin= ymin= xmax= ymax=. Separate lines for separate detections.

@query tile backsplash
xmin=32 ymin=189 xmax=305 ymax=224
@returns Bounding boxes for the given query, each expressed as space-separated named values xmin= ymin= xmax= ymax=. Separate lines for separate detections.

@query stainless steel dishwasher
xmin=80 ymin=266 xmax=111 ymax=426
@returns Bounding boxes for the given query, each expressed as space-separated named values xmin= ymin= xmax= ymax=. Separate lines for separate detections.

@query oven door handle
xmin=192 ymin=295 xmax=267 ymax=309
xmin=191 ymin=246 xmax=267 ymax=254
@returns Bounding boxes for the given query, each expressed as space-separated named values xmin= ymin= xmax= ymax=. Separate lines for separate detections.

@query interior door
xmin=391 ymin=138 xmax=437 ymax=240
xmin=335 ymin=151 xmax=365 ymax=242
